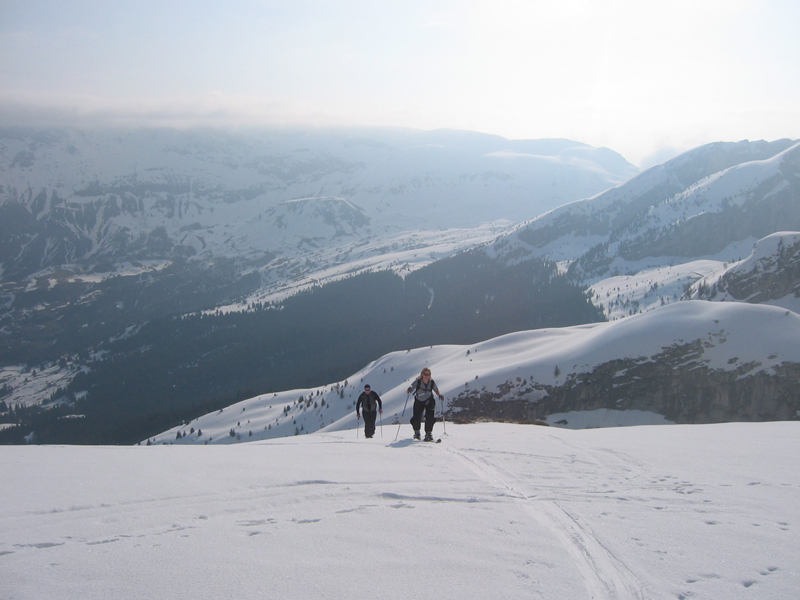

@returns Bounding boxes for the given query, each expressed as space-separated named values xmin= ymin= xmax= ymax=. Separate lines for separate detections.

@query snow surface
xmin=2 ymin=421 xmax=798 ymax=599
xmin=588 ymin=260 xmax=724 ymax=320
xmin=0 ymin=363 xmax=79 ymax=410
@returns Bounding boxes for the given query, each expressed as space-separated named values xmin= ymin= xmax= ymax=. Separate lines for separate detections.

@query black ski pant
xmin=410 ymin=398 xmax=435 ymax=434
xmin=363 ymin=410 xmax=377 ymax=438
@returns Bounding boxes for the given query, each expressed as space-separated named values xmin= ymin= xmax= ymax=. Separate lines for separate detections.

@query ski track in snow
xmin=447 ymin=441 xmax=647 ymax=600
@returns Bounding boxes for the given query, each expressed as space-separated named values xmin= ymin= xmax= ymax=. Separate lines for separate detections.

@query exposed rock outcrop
xmin=449 ymin=340 xmax=800 ymax=425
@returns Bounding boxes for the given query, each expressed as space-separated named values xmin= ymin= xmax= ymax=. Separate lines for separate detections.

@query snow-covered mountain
xmin=474 ymin=138 xmax=800 ymax=320
xmin=486 ymin=138 xmax=798 ymax=274
xmin=0 ymin=127 xmax=635 ymax=281
xmin=149 ymin=300 xmax=800 ymax=445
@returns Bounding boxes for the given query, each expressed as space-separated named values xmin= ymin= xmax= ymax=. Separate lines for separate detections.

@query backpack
xmin=414 ymin=378 xmax=436 ymax=398
xmin=362 ymin=392 xmax=377 ymax=412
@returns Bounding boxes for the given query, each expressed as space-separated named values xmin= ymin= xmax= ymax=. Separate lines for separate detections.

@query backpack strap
xmin=414 ymin=378 xmax=435 ymax=396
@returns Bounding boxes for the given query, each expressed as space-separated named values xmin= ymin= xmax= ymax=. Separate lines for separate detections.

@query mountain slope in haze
xmin=475 ymin=139 xmax=800 ymax=321
xmin=486 ymin=138 xmax=798 ymax=273
xmin=0 ymin=127 xmax=636 ymax=280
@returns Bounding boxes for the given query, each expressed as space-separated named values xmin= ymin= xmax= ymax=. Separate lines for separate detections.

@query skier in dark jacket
xmin=356 ymin=384 xmax=383 ymax=438
xmin=406 ymin=367 xmax=443 ymax=441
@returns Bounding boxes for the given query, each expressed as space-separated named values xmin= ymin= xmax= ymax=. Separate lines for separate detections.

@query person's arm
xmin=355 ymin=394 xmax=363 ymax=416
xmin=375 ymin=392 xmax=383 ymax=412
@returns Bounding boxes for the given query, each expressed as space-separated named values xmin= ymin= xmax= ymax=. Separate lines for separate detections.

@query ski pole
xmin=357 ymin=413 xmax=360 ymax=438
xmin=440 ymin=396 xmax=447 ymax=436
xmin=394 ymin=394 xmax=410 ymax=441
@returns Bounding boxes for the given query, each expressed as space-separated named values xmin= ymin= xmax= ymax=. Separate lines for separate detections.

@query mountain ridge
xmin=485 ymin=138 xmax=798 ymax=271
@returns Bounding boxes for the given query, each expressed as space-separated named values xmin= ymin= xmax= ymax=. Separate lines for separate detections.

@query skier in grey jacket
xmin=406 ymin=367 xmax=443 ymax=441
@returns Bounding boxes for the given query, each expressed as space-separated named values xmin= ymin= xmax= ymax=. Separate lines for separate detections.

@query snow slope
xmin=2 ymin=421 xmax=798 ymax=599
xmin=686 ymin=232 xmax=800 ymax=315
xmin=216 ymin=218 xmax=515 ymax=310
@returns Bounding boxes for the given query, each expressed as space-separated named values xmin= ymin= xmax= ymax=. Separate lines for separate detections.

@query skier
xmin=406 ymin=367 xmax=443 ymax=441
xmin=356 ymin=384 xmax=383 ymax=438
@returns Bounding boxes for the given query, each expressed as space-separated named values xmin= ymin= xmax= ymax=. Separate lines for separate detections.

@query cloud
xmin=0 ymin=90 xmax=354 ymax=130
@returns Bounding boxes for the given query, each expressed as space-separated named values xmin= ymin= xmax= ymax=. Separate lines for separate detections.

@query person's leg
xmin=364 ymin=411 xmax=376 ymax=437
xmin=410 ymin=400 xmax=424 ymax=438
xmin=424 ymin=400 xmax=436 ymax=437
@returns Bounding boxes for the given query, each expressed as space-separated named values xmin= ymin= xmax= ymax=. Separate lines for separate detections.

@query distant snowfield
xmin=215 ymin=219 xmax=516 ymax=311
xmin=2 ymin=422 xmax=798 ymax=599
xmin=588 ymin=259 xmax=725 ymax=320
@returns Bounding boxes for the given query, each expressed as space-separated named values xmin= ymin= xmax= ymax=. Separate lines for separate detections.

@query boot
xmin=413 ymin=430 xmax=421 ymax=440
xmin=424 ymin=433 xmax=434 ymax=442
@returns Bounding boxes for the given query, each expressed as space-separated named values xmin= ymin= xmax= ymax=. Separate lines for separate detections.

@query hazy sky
xmin=1 ymin=0 xmax=799 ymax=167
